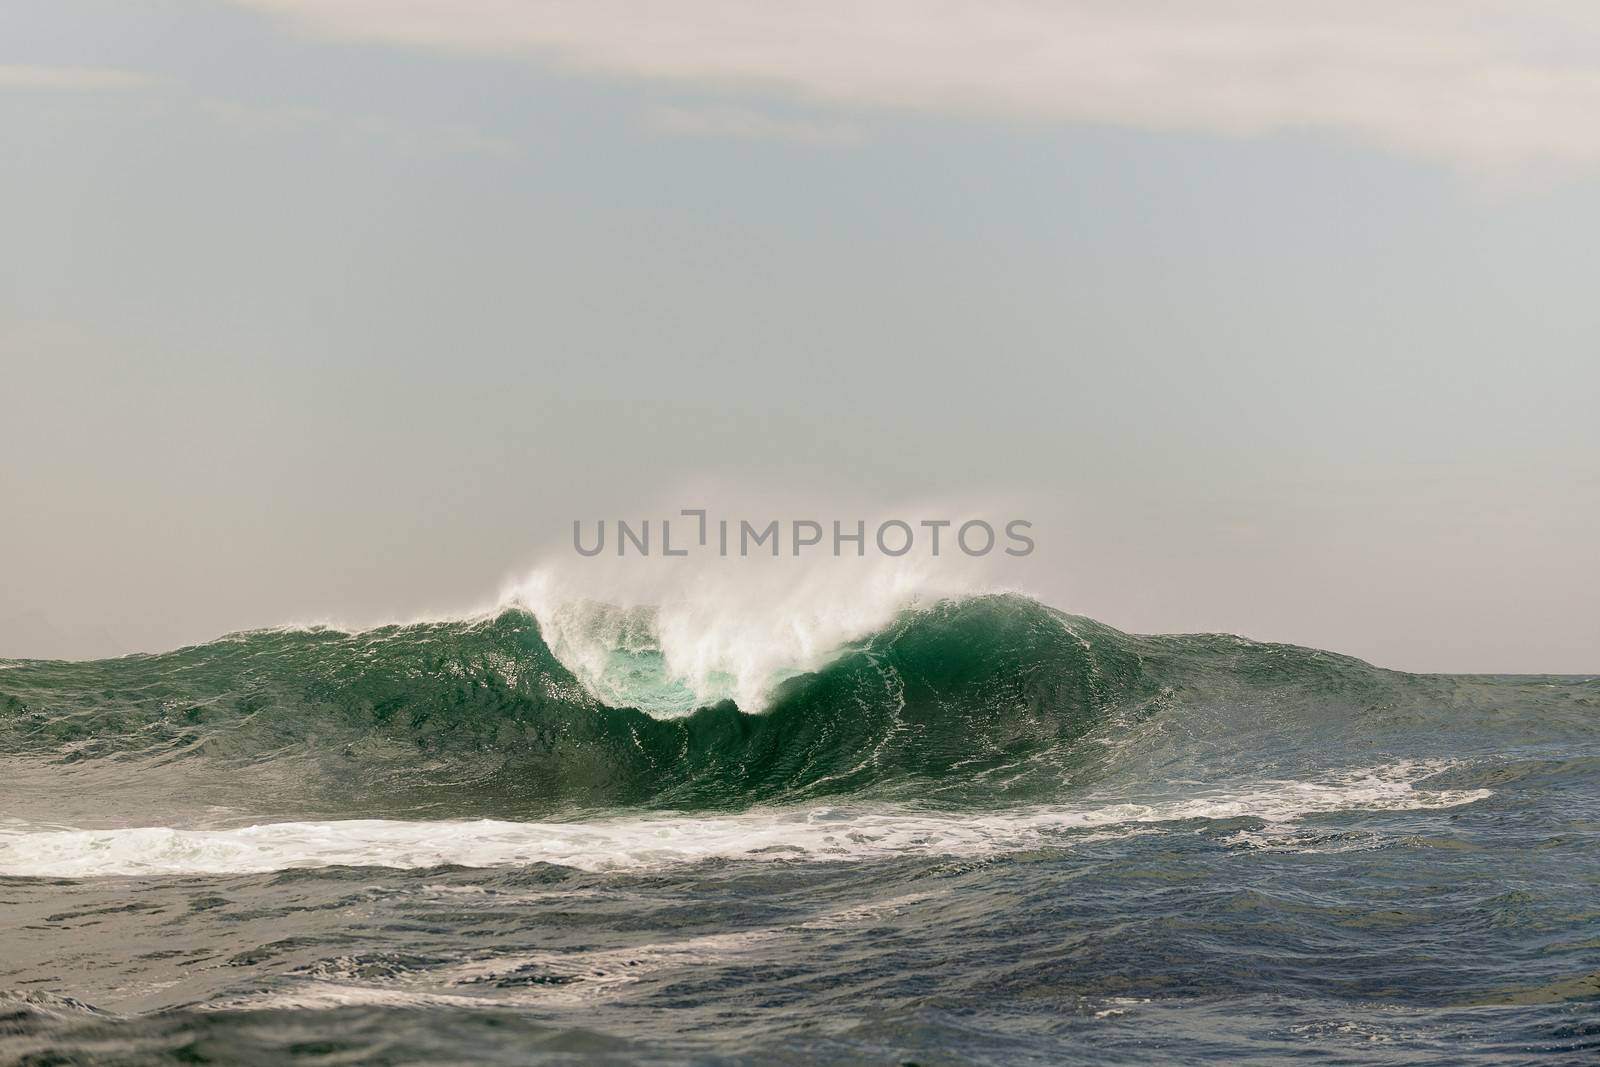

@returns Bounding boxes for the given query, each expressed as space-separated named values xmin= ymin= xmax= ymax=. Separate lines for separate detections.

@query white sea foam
xmin=503 ymin=554 xmax=994 ymax=713
xmin=219 ymin=891 xmax=938 ymax=1012
xmin=0 ymin=762 xmax=1488 ymax=879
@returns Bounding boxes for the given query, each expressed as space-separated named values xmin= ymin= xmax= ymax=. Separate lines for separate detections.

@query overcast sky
xmin=3 ymin=0 xmax=1597 ymax=671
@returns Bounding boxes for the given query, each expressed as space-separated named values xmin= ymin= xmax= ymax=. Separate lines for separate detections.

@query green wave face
xmin=0 ymin=594 xmax=1450 ymax=820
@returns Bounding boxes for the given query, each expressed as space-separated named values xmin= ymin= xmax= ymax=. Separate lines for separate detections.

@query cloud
xmin=198 ymin=97 xmax=517 ymax=156
xmin=225 ymin=0 xmax=1600 ymax=178
xmin=646 ymin=104 xmax=861 ymax=146
xmin=0 ymin=65 xmax=163 ymax=91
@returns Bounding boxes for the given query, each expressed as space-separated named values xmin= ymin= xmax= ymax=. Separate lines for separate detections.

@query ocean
xmin=1 ymin=594 xmax=1596 ymax=1064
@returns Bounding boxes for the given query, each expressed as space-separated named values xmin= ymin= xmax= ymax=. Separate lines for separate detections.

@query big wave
xmin=0 ymin=594 xmax=1436 ymax=816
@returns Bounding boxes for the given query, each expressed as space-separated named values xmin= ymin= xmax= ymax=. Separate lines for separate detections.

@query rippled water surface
xmin=2 ymin=597 xmax=1596 ymax=1063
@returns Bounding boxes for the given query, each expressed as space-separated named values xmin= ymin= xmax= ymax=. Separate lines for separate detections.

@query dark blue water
xmin=1 ymin=598 xmax=1596 ymax=1064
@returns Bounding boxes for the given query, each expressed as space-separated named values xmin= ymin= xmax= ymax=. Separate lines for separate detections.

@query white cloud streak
xmin=226 ymin=0 xmax=1600 ymax=177
xmin=198 ymin=97 xmax=517 ymax=156
xmin=646 ymin=104 xmax=861 ymax=146
xmin=0 ymin=65 xmax=163 ymax=91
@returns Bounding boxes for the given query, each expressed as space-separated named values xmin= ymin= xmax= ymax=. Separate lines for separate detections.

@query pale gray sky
xmin=2 ymin=1 xmax=1597 ymax=671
